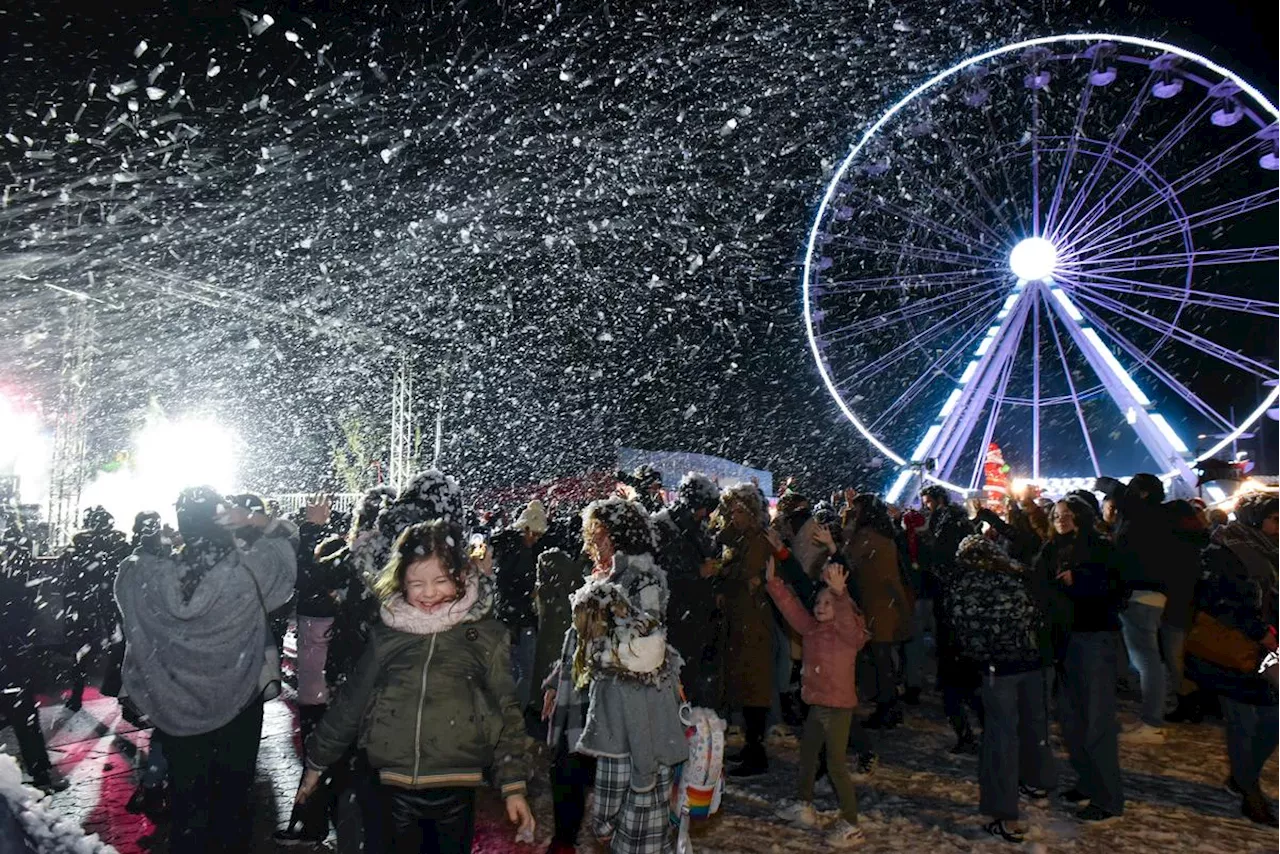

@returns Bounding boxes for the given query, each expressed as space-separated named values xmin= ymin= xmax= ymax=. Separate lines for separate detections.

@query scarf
xmin=379 ymin=572 xmax=491 ymax=635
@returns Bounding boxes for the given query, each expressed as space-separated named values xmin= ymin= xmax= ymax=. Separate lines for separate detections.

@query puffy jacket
xmin=306 ymin=581 xmax=528 ymax=796
xmin=766 ymin=577 xmax=868 ymax=708
xmin=493 ymin=529 xmax=540 ymax=631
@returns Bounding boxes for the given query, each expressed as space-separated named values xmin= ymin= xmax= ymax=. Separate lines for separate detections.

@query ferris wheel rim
xmin=801 ymin=32 xmax=1280 ymax=495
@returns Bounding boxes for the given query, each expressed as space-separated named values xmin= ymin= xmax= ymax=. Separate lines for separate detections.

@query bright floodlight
xmin=1009 ymin=237 xmax=1058 ymax=281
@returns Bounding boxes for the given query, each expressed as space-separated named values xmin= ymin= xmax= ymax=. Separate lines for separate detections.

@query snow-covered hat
xmin=676 ymin=472 xmax=720 ymax=512
xmin=515 ymin=499 xmax=549 ymax=535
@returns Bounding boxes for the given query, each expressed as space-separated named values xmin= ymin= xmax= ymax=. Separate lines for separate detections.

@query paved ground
xmin=4 ymin=676 xmax=1278 ymax=853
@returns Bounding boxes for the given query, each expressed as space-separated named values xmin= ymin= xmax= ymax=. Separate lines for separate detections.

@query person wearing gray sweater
xmin=115 ymin=487 xmax=298 ymax=854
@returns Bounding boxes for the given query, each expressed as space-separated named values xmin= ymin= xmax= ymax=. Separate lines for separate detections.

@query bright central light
xmin=1009 ymin=237 xmax=1058 ymax=281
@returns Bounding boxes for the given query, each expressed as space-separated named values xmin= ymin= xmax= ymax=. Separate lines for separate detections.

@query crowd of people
xmin=0 ymin=465 xmax=1276 ymax=853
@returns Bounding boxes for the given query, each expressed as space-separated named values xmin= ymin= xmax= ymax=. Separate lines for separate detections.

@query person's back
xmin=115 ymin=514 xmax=298 ymax=737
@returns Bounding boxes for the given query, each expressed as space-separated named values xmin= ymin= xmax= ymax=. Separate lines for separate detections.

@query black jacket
xmin=652 ymin=504 xmax=718 ymax=656
xmin=1035 ymin=531 xmax=1123 ymax=640
xmin=492 ymin=529 xmax=540 ymax=631
xmin=1095 ymin=477 xmax=1172 ymax=594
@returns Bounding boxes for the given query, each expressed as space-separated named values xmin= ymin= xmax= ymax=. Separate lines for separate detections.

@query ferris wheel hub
xmin=1008 ymin=237 xmax=1059 ymax=281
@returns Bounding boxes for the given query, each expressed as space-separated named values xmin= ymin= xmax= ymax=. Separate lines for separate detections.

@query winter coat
xmin=115 ymin=520 xmax=298 ymax=737
xmin=306 ymin=574 xmax=529 ymax=795
xmin=717 ymin=524 xmax=775 ymax=707
xmin=59 ymin=529 xmax=130 ymax=645
xmin=320 ymin=544 xmax=381 ymax=687
xmin=1035 ymin=531 xmax=1123 ymax=636
xmin=842 ymin=528 xmax=911 ymax=643
xmin=294 ymin=521 xmax=342 ymax=619
xmin=1095 ymin=477 xmax=1173 ymax=594
xmin=0 ymin=571 xmax=36 ymax=690
xmin=493 ymin=529 xmax=541 ymax=632
xmin=1163 ymin=526 xmax=1209 ymax=631
xmin=652 ymin=504 xmax=718 ymax=666
xmin=919 ymin=503 xmax=975 ymax=600
xmin=766 ymin=577 xmax=868 ymax=708
xmin=1185 ymin=525 xmax=1278 ymax=706
xmin=534 ymin=547 xmax=586 ymax=692
xmin=571 ymin=575 xmax=687 ymax=790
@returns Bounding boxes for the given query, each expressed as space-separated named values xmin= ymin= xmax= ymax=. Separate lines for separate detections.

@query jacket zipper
xmin=412 ymin=634 xmax=438 ymax=782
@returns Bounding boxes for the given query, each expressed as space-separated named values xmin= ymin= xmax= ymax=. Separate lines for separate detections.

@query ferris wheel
xmin=802 ymin=34 xmax=1280 ymax=503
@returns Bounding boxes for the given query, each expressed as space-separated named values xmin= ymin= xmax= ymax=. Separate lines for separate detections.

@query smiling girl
xmin=297 ymin=519 xmax=534 ymax=853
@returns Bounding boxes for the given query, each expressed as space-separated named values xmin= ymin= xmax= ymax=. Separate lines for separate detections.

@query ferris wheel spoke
xmin=1048 ymin=72 xmax=1164 ymax=238
xmin=1043 ymin=297 xmax=1102 ymax=477
xmin=1044 ymin=81 xmax=1097 ymax=229
xmin=1062 ymin=131 xmax=1266 ymax=246
xmin=1063 ymin=269 xmax=1279 ymax=317
xmin=867 ymin=307 xmax=1002 ymax=434
xmin=1064 ymin=296 xmax=1237 ymax=433
xmin=830 ymin=234 xmax=1003 ymax=269
xmin=1031 ymin=90 xmax=1043 ymax=233
xmin=1070 ymin=187 xmax=1278 ymax=260
xmin=931 ymin=184 xmax=1013 ymax=246
xmin=848 ymin=190 xmax=999 ymax=254
xmin=820 ymin=278 xmax=1007 ymax=346
xmin=833 ymin=296 xmax=1003 ymax=392
xmin=1054 ymin=95 xmax=1218 ymax=243
xmin=819 ymin=268 xmax=1006 ymax=293
xmin=1065 ymin=284 xmax=1275 ymax=377
xmin=1073 ymin=246 xmax=1280 ymax=275
xmin=930 ymin=117 xmax=1021 ymax=235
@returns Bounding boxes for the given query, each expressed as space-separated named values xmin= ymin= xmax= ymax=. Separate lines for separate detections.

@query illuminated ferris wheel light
xmin=1009 ymin=237 xmax=1059 ymax=282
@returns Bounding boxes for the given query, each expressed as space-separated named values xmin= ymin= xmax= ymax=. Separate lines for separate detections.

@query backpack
xmin=945 ymin=569 xmax=1041 ymax=665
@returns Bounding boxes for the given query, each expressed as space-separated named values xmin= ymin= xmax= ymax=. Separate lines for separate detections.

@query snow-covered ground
xmin=3 ymin=683 xmax=1276 ymax=853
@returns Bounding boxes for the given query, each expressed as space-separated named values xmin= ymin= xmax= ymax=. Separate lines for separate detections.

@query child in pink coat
xmin=766 ymin=559 xmax=871 ymax=847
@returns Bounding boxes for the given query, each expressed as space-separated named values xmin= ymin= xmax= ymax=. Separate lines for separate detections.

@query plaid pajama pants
xmin=592 ymin=756 xmax=676 ymax=854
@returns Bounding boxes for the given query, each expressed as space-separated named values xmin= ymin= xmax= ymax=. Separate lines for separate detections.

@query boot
xmin=727 ymin=744 xmax=769 ymax=778
xmin=1164 ymin=692 xmax=1203 ymax=725
xmin=948 ymin=715 xmax=978 ymax=755
xmin=1242 ymin=791 xmax=1278 ymax=827
xmin=863 ymin=701 xmax=902 ymax=730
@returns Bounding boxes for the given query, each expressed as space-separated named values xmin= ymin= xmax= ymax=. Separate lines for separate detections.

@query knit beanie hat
xmin=515 ymin=499 xmax=549 ymax=535
xmin=175 ymin=486 xmax=233 ymax=546
xmin=83 ymin=505 xmax=114 ymax=532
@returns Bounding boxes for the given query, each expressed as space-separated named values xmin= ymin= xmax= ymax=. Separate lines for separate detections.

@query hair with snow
xmin=582 ymin=496 xmax=655 ymax=557
xmin=676 ymin=471 xmax=720 ymax=512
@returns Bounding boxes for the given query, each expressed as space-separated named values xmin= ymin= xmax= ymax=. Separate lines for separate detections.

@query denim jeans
xmin=1119 ymin=598 xmax=1166 ymax=727
xmin=510 ymin=627 xmax=538 ymax=710
xmin=979 ymin=668 xmax=1058 ymax=820
xmin=1220 ymin=697 xmax=1279 ymax=796
xmin=1159 ymin=625 xmax=1187 ymax=699
xmin=1059 ymin=633 xmax=1124 ymax=815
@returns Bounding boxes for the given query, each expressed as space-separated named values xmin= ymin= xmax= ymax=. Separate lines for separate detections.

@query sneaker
xmin=1019 ymin=784 xmax=1049 ymax=801
xmin=824 ymin=819 xmax=865 ymax=847
xmin=1060 ymin=787 xmax=1090 ymax=804
xmin=776 ymin=801 xmax=819 ymax=827
xmin=1076 ymin=803 xmax=1119 ymax=822
xmin=273 ymin=822 xmax=328 ymax=846
xmin=1119 ymin=723 xmax=1165 ymax=745
xmin=1242 ymin=792 xmax=1278 ymax=827
xmin=855 ymin=752 xmax=879 ymax=776
xmin=983 ymin=819 xmax=1026 ymax=843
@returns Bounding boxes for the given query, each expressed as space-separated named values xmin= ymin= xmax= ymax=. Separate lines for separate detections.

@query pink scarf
xmin=380 ymin=574 xmax=483 ymax=636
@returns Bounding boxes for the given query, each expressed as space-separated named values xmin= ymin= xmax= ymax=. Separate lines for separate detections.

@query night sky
xmin=2 ymin=0 xmax=1276 ymax=501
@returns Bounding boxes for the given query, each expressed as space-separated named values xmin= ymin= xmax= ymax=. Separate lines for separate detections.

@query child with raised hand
xmin=765 ymin=557 xmax=871 ymax=848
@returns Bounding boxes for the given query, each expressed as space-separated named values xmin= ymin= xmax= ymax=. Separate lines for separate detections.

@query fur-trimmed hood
xmin=570 ymin=570 xmax=673 ymax=689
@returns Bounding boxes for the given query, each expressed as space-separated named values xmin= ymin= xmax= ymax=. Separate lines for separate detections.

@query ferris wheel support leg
xmin=917 ymin=287 xmax=1035 ymax=489
xmin=1041 ymin=282 xmax=1197 ymax=488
